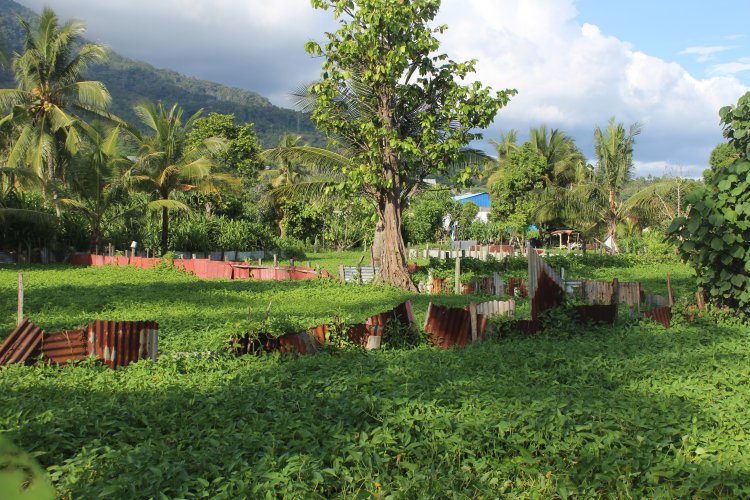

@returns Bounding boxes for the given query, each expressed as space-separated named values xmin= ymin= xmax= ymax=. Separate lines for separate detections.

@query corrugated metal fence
xmin=0 ymin=319 xmax=158 ymax=368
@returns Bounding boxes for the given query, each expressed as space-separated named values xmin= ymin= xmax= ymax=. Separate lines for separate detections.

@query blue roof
xmin=453 ymin=192 xmax=491 ymax=208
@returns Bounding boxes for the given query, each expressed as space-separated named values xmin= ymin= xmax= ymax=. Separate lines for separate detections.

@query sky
xmin=17 ymin=0 xmax=750 ymax=178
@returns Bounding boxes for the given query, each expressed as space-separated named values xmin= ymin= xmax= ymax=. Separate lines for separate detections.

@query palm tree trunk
xmin=160 ymin=206 xmax=169 ymax=256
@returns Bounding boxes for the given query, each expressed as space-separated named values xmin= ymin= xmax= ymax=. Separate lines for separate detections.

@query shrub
xmin=668 ymin=159 xmax=750 ymax=321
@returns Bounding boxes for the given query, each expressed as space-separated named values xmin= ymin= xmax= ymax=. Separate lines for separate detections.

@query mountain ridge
xmin=0 ymin=0 xmax=323 ymax=147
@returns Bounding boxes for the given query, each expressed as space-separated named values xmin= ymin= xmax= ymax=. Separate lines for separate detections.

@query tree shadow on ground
xmin=1 ymin=320 xmax=748 ymax=498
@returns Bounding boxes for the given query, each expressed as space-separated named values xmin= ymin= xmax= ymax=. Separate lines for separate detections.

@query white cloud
xmin=434 ymin=0 xmax=748 ymax=169
xmin=15 ymin=0 xmax=750 ymax=171
xmin=709 ymin=58 xmax=750 ymax=77
xmin=680 ymin=45 xmax=736 ymax=63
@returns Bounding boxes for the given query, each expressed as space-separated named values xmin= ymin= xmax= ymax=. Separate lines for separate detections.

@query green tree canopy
xmin=185 ymin=112 xmax=262 ymax=180
xmin=489 ymin=142 xmax=547 ymax=234
xmin=306 ymin=0 xmax=515 ymax=290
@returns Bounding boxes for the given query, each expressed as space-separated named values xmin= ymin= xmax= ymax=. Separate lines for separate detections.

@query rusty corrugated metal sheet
xmin=476 ymin=299 xmax=515 ymax=318
xmin=574 ymin=304 xmax=618 ymax=325
xmin=41 ymin=329 xmax=87 ymax=364
xmin=0 ymin=319 xmax=44 ymax=365
xmin=424 ymin=303 xmax=472 ymax=348
xmin=531 ymin=270 xmax=565 ymax=322
xmin=644 ymin=294 xmax=670 ymax=307
xmin=644 ymin=306 xmax=672 ymax=328
xmin=230 ymin=331 xmax=315 ymax=356
xmin=87 ymin=320 xmax=158 ymax=368
xmin=581 ymin=280 xmax=641 ymax=307
xmin=508 ymin=278 xmax=528 ymax=298
xmin=423 ymin=303 xmax=487 ymax=348
xmin=514 ymin=320 xmax=541 ymax=335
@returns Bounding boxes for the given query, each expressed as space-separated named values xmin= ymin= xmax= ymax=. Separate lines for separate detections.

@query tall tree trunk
xmin=372 ymin=219 xmax=384 ymax=264
xmin=376 ymin=187 xmax=417 ymax=292
xmin=374 ymin=88 xmax=416 ymax=291
xmin=160 ymin=206 xmax=169 ymax=256
xmin=606 ymin=189 xmax=619 ymax=253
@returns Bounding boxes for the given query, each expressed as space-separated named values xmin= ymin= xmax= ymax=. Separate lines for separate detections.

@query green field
xmin=3 ymin=257 xmax=748 ymax=498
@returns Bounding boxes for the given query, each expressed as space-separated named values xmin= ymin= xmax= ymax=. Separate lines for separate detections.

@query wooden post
xmin=357 ymin=255 xmax=365 ymax=285
xmin=307 ymin=261 xmax=311 ymax=268
xmin=17 ymin=273 xmax=24 ymax=326
xmin=338 ymin=265 xmax=345 ymax=282
xmin=636 ymin=282 xmax=642 ymax=318
xmin=258 ymin=258 xmax=263 ymax=266
xmin=313 ymin=236 xmax=319 ymax=254
xmin=273 ymin=254 xmax=278 ymax=267
xmin=666 ymin=273 xmax=674 ymax=307
xmin=469 ymin=302 xmax=478 ymax=342
xmin=696 ymin=289 xmax=705 ymax=311
xmin=425 ymin=245 xmax=430 ymax=259
xmin=454 ymin=256 xmax=461 ymax=295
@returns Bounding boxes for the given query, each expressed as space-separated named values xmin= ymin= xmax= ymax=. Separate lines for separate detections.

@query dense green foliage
xmin=305 ymin=0 xmax=514 ymax=289
xmin=490 ymin=142 xmax=547 ymax=232
xmin=705 ymin=142 xmax=739 ymax=183
xmin=0 ymin=262 xmax=745 ymax=498
xmin=185 ymin=113 xmax=262 ymax=180
xmin=402 ymin=189 xmax=456 ymax=244
xmin=719 ymin=91 xmax=750 ymax=158
xmin=668 ymin=160 xmax=750 ymax=320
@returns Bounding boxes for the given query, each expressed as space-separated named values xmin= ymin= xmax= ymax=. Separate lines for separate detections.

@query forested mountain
xmin=0 ymin=0 xmax=323 ymax=147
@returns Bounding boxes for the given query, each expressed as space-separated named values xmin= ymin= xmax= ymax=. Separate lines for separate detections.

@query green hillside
xmin=0 ymin=0 xmax=323 ymax=147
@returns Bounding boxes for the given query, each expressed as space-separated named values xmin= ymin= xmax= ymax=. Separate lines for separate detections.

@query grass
xmin=3 ymin=254 xmax=745 ymax=498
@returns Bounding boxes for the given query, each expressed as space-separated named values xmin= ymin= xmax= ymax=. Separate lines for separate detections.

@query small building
xmin=453 ymin=192 xmax=491 ymax=222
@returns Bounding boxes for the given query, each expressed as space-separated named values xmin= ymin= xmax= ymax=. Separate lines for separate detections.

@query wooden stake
xmin=454 ymin=257 xmax=461 ymax=295
xmin=696 ymin=289 xmax=706 ymax=311
xmin=273 ymin=254 xmax=278 ymax=267
xmin=17 ymin=272 xmax=24 ymax=326
xmin=469 ymin=302 xmax=478 ymax=342
xmin=339 ymin=265 xmax=345 ymax=282
xmin=666 ymin=273 xmax=674 ymax=307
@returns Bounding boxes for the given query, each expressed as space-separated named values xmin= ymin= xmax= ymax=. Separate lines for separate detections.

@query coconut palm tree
xmin=594 ymin=118 xmax=642 ymax=249
xmin=529 ymin=125 xmax=586 ymax=187
xmin=60 ymin=122 xmax=141 ymax=252
xmin=0 ymin=7 xmax=111 ymax=188
xmin=534 ymin=118 xmax=642 ymax=252
xmin=482 ymin=129 xmax=518 ymax=186
xmin=130 ymin=101 xmax=235 ymax=255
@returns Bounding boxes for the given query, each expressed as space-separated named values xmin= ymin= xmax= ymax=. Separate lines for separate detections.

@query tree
xmin=402 ymin=188 xmax=456 ymax=244
xmin=0 ymin=7 xmax=111 ymax=187
xmin=668 ymin=160 xmax=750 ymax=320
xmin=131 ymin=101 xmax=235 ymax=255
xmin=719 ymin=91 xmax=750 ymax=158
xmin=481 ymin=129 xmax=518 ymax=185
xmin=593 ymin=117 xmax=642 ymax=251
xmin=60 ymin=123 xmax=138 ymax=252
xmin=185 ymin=112 xmax=261 ymax=179
xmin=489 ymin=142 xmax=547 ymax=235
xmin=528 ymin=125 xmax=586 ymax=187
xmin=704 ymin=143 xmax=739 ymax=183
xmin=306 ymin=0 xmax=514 ymax=290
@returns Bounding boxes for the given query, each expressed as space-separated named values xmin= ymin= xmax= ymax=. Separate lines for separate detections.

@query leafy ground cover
xmin=2 ymin=256 xmax=741 ymax=499
xmin=1 ymin=320 xmax=749 ymax=497
xmin=0 ymin=264 xmax=476 ymax=352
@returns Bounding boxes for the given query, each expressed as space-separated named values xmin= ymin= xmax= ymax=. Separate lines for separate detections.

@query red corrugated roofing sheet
xmin=0 ymin=319 xmax=44 ymax=365
xmin=644 ymin=307 xmax=672 ymax=328
xmin=423 ymin=304 xmax=487 ymax=348
xmin=42 ymin=329 xmax=87 ymax=364
xmin=87 ymin=320 xmax=158 ymax=368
